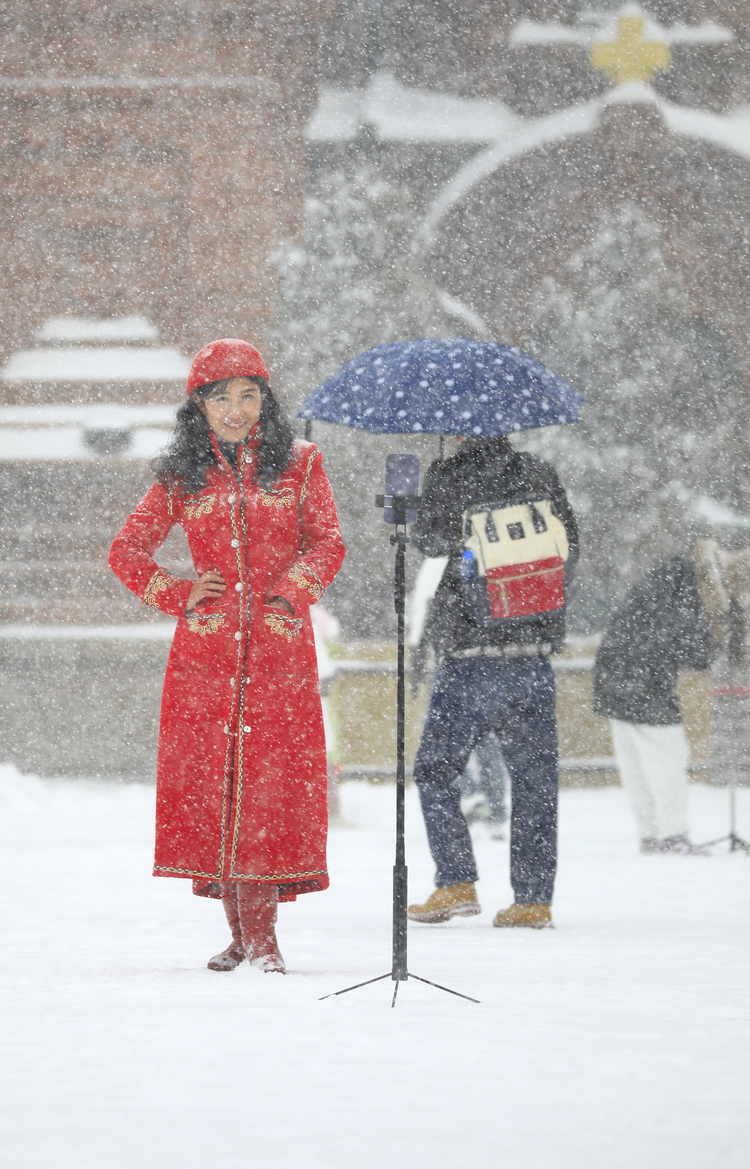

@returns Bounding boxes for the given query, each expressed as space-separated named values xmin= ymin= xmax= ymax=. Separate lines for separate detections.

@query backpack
xmin=460 ymin=496 xmax=569 ymax=627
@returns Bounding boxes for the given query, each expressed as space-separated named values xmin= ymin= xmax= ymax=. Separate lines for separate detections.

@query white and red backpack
xmin=460 ymin=497 xmax=569 ymax=626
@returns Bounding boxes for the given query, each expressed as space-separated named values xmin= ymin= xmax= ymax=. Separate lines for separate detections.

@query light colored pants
xmin=610 ymin=719 xmax=690 ymax=841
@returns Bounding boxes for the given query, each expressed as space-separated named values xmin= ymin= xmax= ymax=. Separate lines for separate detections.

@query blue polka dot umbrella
xmin=298 ymin=337 xmax=582 ymax=436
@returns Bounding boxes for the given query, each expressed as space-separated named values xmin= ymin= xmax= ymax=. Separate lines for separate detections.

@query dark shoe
xmin=659 ymin=834 xmax=710 ymax=856
xmin=407 ymin=882 xmax=481 ymax=923
xmin=640 ymin=837 xmax=661 ymax=854
xmin=493 ymin=902 xmax=552 ymax=929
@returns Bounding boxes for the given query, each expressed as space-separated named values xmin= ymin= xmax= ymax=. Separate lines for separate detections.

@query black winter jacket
xmin=412 ymin=437 xmax=579 ymax=655
xmin=592 ymin=556 xmax=717 ymax=725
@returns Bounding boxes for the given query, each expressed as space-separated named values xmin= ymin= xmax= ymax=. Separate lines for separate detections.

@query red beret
xmin=186 ymin=338 xmax=269 ymax=394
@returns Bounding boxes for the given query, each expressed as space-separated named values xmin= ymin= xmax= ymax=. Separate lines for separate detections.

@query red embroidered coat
xmin=109 ymin=436 xmax=345 ymax=901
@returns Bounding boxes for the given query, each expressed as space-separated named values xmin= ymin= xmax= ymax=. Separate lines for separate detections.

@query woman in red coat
xmin=110 ymin=339 xmax=345 ymax=974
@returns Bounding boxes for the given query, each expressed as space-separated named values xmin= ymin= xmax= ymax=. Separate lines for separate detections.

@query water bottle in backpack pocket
xmin=460 ymin=497 xmax=569 ymax=627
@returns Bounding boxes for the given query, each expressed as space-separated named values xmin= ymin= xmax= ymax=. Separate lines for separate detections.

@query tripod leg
xmin=726 ymin=738 xmax=750 ymax=852
xmin=724 ymin=670 xmax=750 ymax=855
xmin=700 ymin=678 xmax=748 ymax=852
xmin=391 ymin=980 xmax=400 ymax=1008
xmin=408 ymin=973 xmax=480 ymax=1003
xmin=319 ymin=973 xmax=392 ymax=1000
xmin=698 ymin=835 xmax=730 ymax=848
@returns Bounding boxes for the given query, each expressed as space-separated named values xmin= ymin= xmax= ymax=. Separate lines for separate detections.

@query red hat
xmin=186 ymin=338 xmax=269 ymax=394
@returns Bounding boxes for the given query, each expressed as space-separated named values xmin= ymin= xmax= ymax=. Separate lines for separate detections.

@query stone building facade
xmin=0 ymin=2 xmax=340 ymax=778
xmin=0 ymin=0 xmax=336 ymax=370
xmin=2 ymin=1 xmax=749 ymax=777
xmin=312 ymin=2 xmax=750 ymax=502
xmin=426 ymin=96 xmax=750 ymax=380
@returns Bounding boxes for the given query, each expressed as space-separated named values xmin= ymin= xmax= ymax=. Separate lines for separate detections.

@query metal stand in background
xmin=700 ymin=661 xmax=750 ymax=855
xmin=321 ymin=493 xmax=478 ymax=1007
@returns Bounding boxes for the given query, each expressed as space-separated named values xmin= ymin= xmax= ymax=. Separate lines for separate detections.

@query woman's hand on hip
xmin=186 ymin=570 xmax=226 ymax=612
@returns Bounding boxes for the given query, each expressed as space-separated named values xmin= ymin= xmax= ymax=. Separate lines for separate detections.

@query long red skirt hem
xmin=184 ymin=874 xmax=330 ymax=903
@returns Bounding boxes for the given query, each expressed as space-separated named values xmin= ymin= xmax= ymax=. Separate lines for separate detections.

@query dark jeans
xmin=413 ymin=655 xmax=558 ymax=904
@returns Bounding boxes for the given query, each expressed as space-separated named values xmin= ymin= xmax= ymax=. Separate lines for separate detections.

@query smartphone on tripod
xmin=381 ymin=454 xmax=420 ymax=524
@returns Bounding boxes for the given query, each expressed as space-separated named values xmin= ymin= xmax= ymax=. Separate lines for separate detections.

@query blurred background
xmin=0 ymin=0 xmax=748 ymax=783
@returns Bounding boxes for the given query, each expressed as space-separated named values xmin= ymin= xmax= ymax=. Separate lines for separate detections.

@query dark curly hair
xmin=151 ymin=377 xmax=294 ymax=494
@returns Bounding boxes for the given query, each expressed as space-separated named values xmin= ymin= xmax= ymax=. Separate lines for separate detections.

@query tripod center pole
xmin=393 ymin=515 xmax=408 ymax=981
xmin=375 ymin=489 xmax=422 ymax=984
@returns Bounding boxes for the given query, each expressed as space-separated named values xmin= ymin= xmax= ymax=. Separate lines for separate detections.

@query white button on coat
xmin=231 ymin=538 xmax=239 ymax=548
xmin=235 ymin=631 xmax=241 ymax=640
xmin=228 ymin=494 xmax=236 ymax=504
xmin=235 ymin=582 xmax=243 ymax=592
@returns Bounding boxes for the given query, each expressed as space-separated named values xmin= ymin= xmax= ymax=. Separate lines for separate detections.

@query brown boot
xmin=207 ymin=883 xmax=246 ymax=971
xmin=493 ymin=902 xmax=552 ymax=929
xmin=236 ymin=883 xmax=286 ymax=973
xmin=407 ymin=882 xmax=481 ymax=923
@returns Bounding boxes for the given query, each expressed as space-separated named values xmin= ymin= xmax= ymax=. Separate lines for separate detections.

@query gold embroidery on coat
xmin=144 ymin=568 xmax=179 ymax=609
xmin=186 ymin=611 xmax=227 ymax=636
xmin=220 ymin=496 xmax=245 ymax=877
xmin=299 ymin=449 xmax=317 ymax=504
xmin=184 ymin=493 xmax=216 ymax=519
xmin=264 ymin=612 xmax=303 ymax=642
xmin=154 ymin=863 xmax=222 ymax=878
xmin=258 ymin=486 xmax=295 ymax=510
xmin=229 ymin=868 xmax=328 ymax=882
xmin=287 ymin=562 xmax=324 ymax=601
xmin=155 ymin=862 xmax=326 ymax=882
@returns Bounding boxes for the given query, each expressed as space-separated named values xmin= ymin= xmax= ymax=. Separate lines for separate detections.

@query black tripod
xmin=700 ymin=662 xmax=750 ymax=855
xmin=321 ymin=493 xmax=478 ymax=1007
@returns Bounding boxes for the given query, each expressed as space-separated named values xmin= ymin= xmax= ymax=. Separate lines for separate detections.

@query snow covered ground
xmin=1 ymin=764 xmax=749 ymax=1168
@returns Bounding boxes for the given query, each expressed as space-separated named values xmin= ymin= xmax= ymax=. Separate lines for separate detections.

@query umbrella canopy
xmin=298 ymin=338 xmax=581 ymax=436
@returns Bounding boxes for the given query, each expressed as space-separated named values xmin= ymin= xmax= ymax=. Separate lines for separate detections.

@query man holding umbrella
xmin=407 ymin=432 xmax=578 ymax=929
xmin=299 ymin=338 xmax=581 ymax=930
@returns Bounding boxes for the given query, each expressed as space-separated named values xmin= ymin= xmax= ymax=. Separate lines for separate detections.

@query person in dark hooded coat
xmin=592 ymin=541 xmax=728 ymax=853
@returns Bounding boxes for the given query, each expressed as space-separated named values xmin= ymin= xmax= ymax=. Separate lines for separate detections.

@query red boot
xmin=207 ymin=883 xmax=246 ymax=972
xmin=237 ymin=883 xmax=286 ymax=973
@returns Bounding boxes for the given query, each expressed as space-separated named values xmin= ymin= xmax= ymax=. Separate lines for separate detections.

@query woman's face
xmin=198 ymin=377 xmax=263 ymax=442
